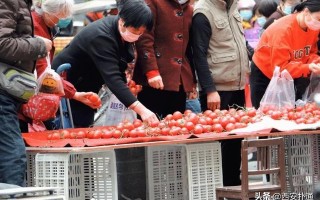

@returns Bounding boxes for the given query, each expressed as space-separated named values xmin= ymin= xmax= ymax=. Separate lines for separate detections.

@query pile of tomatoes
xmin=46 ymin=102 xmax=320 ymax=140
xmin=261 ymin=102 xmax=320 ymax=124
xmin=46 ymin=107 xmax=260 ymax=140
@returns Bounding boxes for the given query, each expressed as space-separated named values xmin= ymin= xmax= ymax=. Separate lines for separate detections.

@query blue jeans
xmin=0 ymin=92 xmax=26 ymax=186
xmin=186 ymin=98 xmax=201 ymax=114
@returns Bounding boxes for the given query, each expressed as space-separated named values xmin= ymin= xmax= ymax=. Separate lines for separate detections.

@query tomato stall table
xmin=25 ymin=130 xmax=320 ymax=200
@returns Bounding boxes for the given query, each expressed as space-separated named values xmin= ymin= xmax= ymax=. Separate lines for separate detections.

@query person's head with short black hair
xmin=294 ymin=0 xmax=320 ymax=13
xmin=258 ymin=0 xmax=278 ymax=18
xmin=117 ymin=0 xmax=153 ymax=31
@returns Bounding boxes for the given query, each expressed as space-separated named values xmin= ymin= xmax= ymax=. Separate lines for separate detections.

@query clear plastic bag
xmin=300 ymin=73 xmax=320 ymax=103
xmin=93 ymin=87 xmax=137 ymax=126
xmin=37 ymin=68 xmax=65 ymax=96
xmin=259 ymin=66 xmax=295 ymax=111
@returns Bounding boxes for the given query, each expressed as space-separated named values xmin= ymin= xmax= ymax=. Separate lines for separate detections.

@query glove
xmin=130 ymin=101 xmax=159 ymax=124
xmin=148 ymin=75 xmax=164 ymax=90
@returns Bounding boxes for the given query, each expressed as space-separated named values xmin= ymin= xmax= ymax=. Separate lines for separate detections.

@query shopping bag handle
xmin=56 ymin=63 xmax=71 ymax=75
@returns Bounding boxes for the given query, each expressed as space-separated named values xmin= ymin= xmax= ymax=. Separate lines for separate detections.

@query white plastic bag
xmin=259 ymin=66 xmax=295 ymax=111
xmin=94 ymin=87 xmax=137 ymax=126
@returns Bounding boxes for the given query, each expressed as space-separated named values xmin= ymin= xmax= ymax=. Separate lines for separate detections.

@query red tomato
xmin=123 ymin=122 xmax=135 ymax=131
xmin=89 ymin=94 xmax=100 ymax=103
xmin=169 ymin=127 xmax=181 ymax=136
xmin=219 ymin=117 xmax=230 ymax=128
xmin=135 ymin=85 xmax=142 ymax=93
xmin=270 ymin=111 xmax=282 ymax=120
xmin=172 ymin=111 xmax=183 ymax=120
xmin=149 ymin=121 xmax=159 ymax=128
xmin=203 ymin=110 xmax=213 ymax=117
xmin=161 ymin=127 xmax=170 ymax=136
xmin=137 ymin=129 xmax=147 ymax=137
xmin=184 ymin=109 xmax=193 ymax=116
xmin=102 ymin=129 xmax=113 ymax=139
xmin=203 ymin=125 xmax=212 ymax=133
xmin=198 ymin=117 xmax=207 ymax=125
xmin=186 ymin=113 xmax=199 ymax=124
xmin=60 ymin=130 xmax=70 ymax=139
xmin=87 ymin=130 xmax=95 ymax=139
xmin=122 ymin=129 xmax=130 ymax=138
xmin=165 ymin=114 xmax=173 ymax=121
xmin=128 ymin=80 xmax=136 ymax=87
xmin=180 ymin=127 xmax=189 ymax=135
xmin=158 ymin=121 xmax=167 ymax=129
xmin=246 ymin=108 xmax=257 ymax=117
xmin=76 ymin=131 xmax=86 ymax=139
xmin=113 ymin=130 xmax=122 ymax=138
xmin=92 ymin=130 xmax=102 ymax=139
xmin=51 ymin=132 xmax=61 ymax=140
xmin=225 ymin=123 xmax=235 ymax=132
xmin=213 ymin=124 xmax=223 ymax=133
xmin=193 ymin=125 xmax=203 ymax=134
xmin=129 ymin=129 xmax=138 ymax=138
xmin=185 ymin=121 xmax=195 ymax=131
xmin=133 ymin=119 xmax=143 ymax=128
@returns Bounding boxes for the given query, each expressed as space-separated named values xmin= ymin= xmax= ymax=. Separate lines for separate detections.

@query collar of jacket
xmin=209 ymin=0 xmax=236 ymax=11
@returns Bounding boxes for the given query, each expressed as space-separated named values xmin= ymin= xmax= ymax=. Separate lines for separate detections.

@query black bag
xmin=0 ymin=62 xmax=37 ymax=102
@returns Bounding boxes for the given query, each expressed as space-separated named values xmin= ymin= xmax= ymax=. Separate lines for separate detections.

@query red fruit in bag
xmin=22 ymin=93 xmax=60 ymax=121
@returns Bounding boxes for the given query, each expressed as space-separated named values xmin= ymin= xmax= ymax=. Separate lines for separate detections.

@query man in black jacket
xmin=52 ymin=0 xmax=158 ymax=127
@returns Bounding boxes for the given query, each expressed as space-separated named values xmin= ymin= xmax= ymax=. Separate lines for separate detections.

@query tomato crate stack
xmin=270 ymin=134 xmax=320 ymax=194
xmin=147 ymin=142 xmax=223 ymax=200
xmin=27 ymin=151 xmax=117 ymax=200
xmin=186 ymin=142 xmax=223 ymax=200
xmin=147 ymin=145 xmax=188 ymax=200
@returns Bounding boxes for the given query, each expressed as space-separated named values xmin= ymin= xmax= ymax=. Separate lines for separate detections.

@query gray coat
xmin=0 ymin=0 xmax=47 ymax=72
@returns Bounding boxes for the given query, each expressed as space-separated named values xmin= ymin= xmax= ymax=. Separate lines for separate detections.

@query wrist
xmin=146 ymin=70 xmax=160 ymax=80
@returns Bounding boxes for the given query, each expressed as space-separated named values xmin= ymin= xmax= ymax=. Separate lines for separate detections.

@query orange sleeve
xmin=270 ymin=47 xmax=310 ymax=78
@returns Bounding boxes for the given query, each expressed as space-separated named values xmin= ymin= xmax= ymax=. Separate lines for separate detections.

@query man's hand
xmin=37 ymin=36 xmax=52 ymax=52
xmin=207 ymin=91 xmax=220 ymax=111
xmin=309 ymin=63 xmax=320 ymax=75
xmin=148 ymin=75 xmax=164 ymax=90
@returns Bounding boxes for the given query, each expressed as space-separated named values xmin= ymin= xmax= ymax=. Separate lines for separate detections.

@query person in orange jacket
xmin=250 ymin=0 xmax=320 ymax=109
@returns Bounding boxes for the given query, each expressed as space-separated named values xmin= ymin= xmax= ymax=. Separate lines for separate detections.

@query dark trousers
xmin=250 ymin=61 xmax=310 ymax=109
xmin=137 ymin=86 xmax=186 ymax=119
xmin=200 ymin=90 xmax=245 ymax=186
xmin=0 ymin=93 xmax=26 ymax=186
xmin=116 ymin=148 xmax=146 ymax=200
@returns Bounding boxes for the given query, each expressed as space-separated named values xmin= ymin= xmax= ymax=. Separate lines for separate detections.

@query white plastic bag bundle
xmin=93 ymin=87 xmax=137 ymax=126
xmin=259 ymin=66 xmax=295 ymax=111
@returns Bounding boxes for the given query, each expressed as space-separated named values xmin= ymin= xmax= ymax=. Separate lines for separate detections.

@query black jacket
xmin=52 ymin=16 xmax=136 ymax=108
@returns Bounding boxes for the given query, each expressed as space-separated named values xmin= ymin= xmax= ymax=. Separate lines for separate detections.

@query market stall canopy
xmin=73 ymin=0 xmax=117 ymax=15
